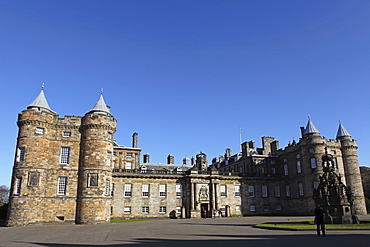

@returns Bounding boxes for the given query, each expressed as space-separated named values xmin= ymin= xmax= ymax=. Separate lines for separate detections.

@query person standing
xmin=314 ymin=205 xmax=326 ymax=237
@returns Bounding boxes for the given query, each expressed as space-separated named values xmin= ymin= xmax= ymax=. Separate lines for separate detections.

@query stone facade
xmin=5 ymin=90 xmax=367 ymax=226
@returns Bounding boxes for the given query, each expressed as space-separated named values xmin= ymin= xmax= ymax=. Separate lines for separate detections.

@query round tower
xmin=336 ymin=123 xmax=367 ymax=215
xmin=196 ymin=152 xmax=208 ymax=171
xmin=76 ymin=93 xmax=117 ymax=224
xmin=6 ymin=88 xmax=57 ymax=226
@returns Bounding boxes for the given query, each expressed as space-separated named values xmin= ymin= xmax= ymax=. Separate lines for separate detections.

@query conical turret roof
xmin=27 ymin=89 xmax=53 ymax=112
xmin=90 ymin=94 xmax=110 ymax=114
xmin=304 ymin=118 xmax=320 ymax=135
xmin=336 ymin=122 xmax=351 ymax=138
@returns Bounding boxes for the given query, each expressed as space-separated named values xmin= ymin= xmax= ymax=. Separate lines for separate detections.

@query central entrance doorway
xmin=201 ymin=203 xmax=209 ymax=218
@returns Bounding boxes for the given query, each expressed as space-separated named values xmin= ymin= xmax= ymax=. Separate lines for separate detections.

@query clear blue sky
xmin=1 ymin=1 xmax=370 ymax=187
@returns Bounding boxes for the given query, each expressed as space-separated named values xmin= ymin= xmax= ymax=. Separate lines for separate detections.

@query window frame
xmin=159 ymin=184 xmax=166 ymax=197
xmin=60 ymin=147 xmax=70 ymax=164
xmin=57 ymin=177 xmax=67 ymax=195
xmin=142 ymin=184 xmax=149 ymax=197
xmin=124 ymin=184 xmax=132 ymax=197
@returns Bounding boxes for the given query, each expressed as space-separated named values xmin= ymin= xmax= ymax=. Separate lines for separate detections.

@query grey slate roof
xmin=304 ymin=119 xmax=320 ymax=134
xmin=336 ymin=123 xmax=351 ymax=138
xmin=27 ymin=89 xmax=53 ymax=112
xmin=90 ymin=94 xmax=110 ymax=114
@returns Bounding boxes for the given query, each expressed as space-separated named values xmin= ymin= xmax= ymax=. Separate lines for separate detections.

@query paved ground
xmin=0 ymin=216 xmax=369 ymax=247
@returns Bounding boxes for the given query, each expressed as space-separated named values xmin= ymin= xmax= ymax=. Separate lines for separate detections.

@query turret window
xmin=15 ymin=177 xmax=22 ymax=195
xmin=18 ymin=147 xmax=25 ymax=162
xmin=60 ymin=147 xmax=70 ymax=164
xmin=62 ymin=131 xmax=71 ymax=137
xmin=105 ymin=180 xmax=110 ymax=195
xmin=88 ymin=173 xmax=98 ymax=187
xmin=36 ymin=127 xmax=44 ymax=134
xmin=106 ymin=152 xmax=112 ymax=166
xmin=310 ymin=158 xmax=317 ymax=169
xmin=57 ymin=177 xmax=67 ymax=195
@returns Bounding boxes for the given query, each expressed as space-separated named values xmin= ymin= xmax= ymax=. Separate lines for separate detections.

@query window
xmin=159 ymin=206 xmax=166 ymax=213
xmin=310 ymin=158 xmax=317 ymax=169
xmin=274 ymin=186 xmax=281 ymax=197
xmin=176 ymin=184 xmax=182 ymax=197
xmin=124 ymin=207 xmax=131 ymax=214
xmin=15 ymin=177 xmax=22 ymax=194
xmin=313 ymin=181 xmax=319 ymax=189
xmin=105 ymin=180 xmax=110 ymax=195
xmin=176 ymin=206 xmax=181 ymax=213
xmin=298 ymin=183 xmax=304 ymax=196
xmin=60 ymin=147 xmax=70 ymax=164
xmin=276 ymin=205 xmax=282 ymax=211
xmin=220 ymin=206 xmax=226 ymax=213
xmin=263 ymin=205 xmax=269 ymax=212
xmin=125 ymin=162 xmax=132 ymax=170
xmin=88 ymin=173 xmax=98 ymax=187
xmin=309 ymin=148 xmax=315 ymax=153
xmin=107 ymin=132 xmax=112 ymax=139
xmin=106 ymin=152 xmax=112 ymax=166
xmin=236 ymin=205 xmax=241 ymax=212
xmin=57 ymin=177 xmax=67 ymax=195
xmin=124 ymin=184 xmax=132 ymax=197
xmin=296 ymin=161 xmax=301 ymax=173
xmin=285 ymin=185 xmax=291 ymax=197
xmin=126 ymin=153 xmax=133 ymax=157
xmin=220 ymin=185 xmax=226 ymax=197
xmin=18 ymin=147 xmax=25 ymax=162
xmin=250 ymin=205 xmax=256 ymax=212
xmin=142 ymin=184 xmax=149 ymax=197
xmin=270 ymin=167 xmax=276 ymax=175
xmin=142 ymin=206 xmax=149 ymax=214
xmin=235 ymin=185 xmax=240 ymax=197
xmin=259 ymin=167 xmax=265 ymax=174
xmin=331 ymin=150 xmax=336 ymax=154
xmin=284 ymin=164 xmax=288 ymax=176
xmin=111 ymin=183 xmax=114 ymax=196
xmin=62 ymin=131 xmax=71 ymax=137
xmin=159 ymin=184 xmax=166 ymax=197
xmin=36 ymin=127 xmax=44 ymax=134
xmin=248 ymin=185 xmax=255 ymax=197
xmin=333 ymin=158 xmax=338 ymax=169
xmin=239 ymin=166 xmax=243 ymax=173
xmin=262 ymin=185 xmax=268 ymax=198
xmin=296 ymin=154 xmax=300 ymax=159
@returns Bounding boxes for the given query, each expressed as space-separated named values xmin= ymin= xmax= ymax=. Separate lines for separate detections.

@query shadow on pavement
xmin=16 ymin=233 xmax=370 ymax=247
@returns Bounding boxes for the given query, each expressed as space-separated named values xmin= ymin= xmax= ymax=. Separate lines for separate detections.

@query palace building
xmin=6 ymin=89 xmax=367 ymax=226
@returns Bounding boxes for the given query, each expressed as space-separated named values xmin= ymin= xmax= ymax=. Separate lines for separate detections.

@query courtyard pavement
xmin=0 ymin=216 xmax=369 ymax=247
